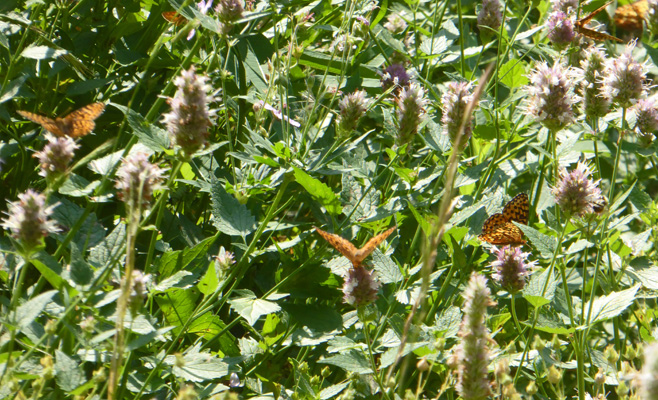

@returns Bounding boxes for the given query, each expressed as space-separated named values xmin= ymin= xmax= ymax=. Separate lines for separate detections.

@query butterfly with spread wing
xmin=17 ymin=103 xmax=105 ymax=138
xmin=314 ymin=226 xmax=397 ymax=269
xmin=478 ymin=193 xmax=529 ymax=246
xmin=575 ymin=1 xmax=624 ymax=42
xmin=614 ymin=0 xmax=648 ymax=32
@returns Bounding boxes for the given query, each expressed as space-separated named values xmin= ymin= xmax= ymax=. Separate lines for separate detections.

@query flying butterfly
xmin=478 ymin=193 xmax=529 ymax=246
xmin=17 ymin=103 xmax=105 ymax=138
xmin=314 ymin=225 xmax=397 ymax=269
xmin=614 ymin=0 xmax=648 ymax=32
xmin=162 ymin=11 xmax=188 ymax=26
xmin=575 ymin=1 xmax=624 ymax=42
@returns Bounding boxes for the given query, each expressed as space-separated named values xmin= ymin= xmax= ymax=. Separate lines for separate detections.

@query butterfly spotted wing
xmin=315 ymin=226 xmax=397 ymax=268
xmin=18 ymin=103 xmax=105 ymax=138
xmin=575 ymin=1 xmax=624 ymax=42
xmin=478 ymin=193 xmax=529 ymax=246
xmin=614 ymin=0 xmax=648 ymax=32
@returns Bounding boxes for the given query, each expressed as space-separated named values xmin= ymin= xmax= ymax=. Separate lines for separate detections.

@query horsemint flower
xmin=490 ymin=245 xmax=537 ymax=293
xmin=638 ymin=342 xmax=658 ymax=400
xmin=396 ymin=82 xmax=428 ymax=145
xmin=1 ymin=189 xmax=59 ymax=253
xmin=546 ymin=11 xmax=575 ymax=48
xmin=477 ymin=0 xmax=502 ymax=32
xmin=601 ymin=40 xmax=648 ymax=109
xmin=526 ymin=61 xmax=578 ymax=132
xmin=337 ymin=90 xmax=371 ymax=135
xmin=441 ymin=81 xmax=476 ymax=148
xmin=579 ymin=46 xmax=610 ymax=118
xmin=453 ymin=273 xmax=495 ymax=400
xmin=33 ymin=133 xmax=79 ymax=179
xmin=632 ymin=97 xmax=658 ymax=137
xmin=380 ymin=63 xmax=411 ymax=92
xmin=216 ymin=0 xmax=243 ymax=34
xmin=552 ymin=161 xmax=604 ymax=217
xmin=343 ymin=266 xmax=381 ymax=307
xmin=115 ymin=152 xmax=166 ymax=213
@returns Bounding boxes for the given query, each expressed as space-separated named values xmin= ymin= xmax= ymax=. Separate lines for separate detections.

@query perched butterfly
xmin=478 ymin=193 xmax=529 ymax=246
xmin=575 ymin=1 xmax=624 ymax=42
xmin=17 ymin=103 xmax=105 ymax=138
xmin=314 ymin=225 xmax=396 ymax=269
xmin=614 ymin=0 xmax=648 ymax=32
xmin=162 ymin=11 xmax=187 ymax=26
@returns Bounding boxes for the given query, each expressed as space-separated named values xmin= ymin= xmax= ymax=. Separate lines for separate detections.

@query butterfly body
xmin=18 ymin=103 xmax=105 ymax=138
xmin=478 ymin=193 xmax=529 ymax=246
xmin=575 ymin=1 xmax=624 ymax=42
xmin=314 ymin=226 xmax=396 ymax=269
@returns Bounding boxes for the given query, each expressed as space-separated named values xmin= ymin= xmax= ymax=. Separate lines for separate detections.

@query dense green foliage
xmin=0 ymin=0 xmax=657 ymax=399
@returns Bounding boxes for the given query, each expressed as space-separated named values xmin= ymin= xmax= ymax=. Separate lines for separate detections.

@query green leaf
xmin=0 ymin=75 xmax=28 ymax=104
xmin=153 ymin=271 xmax=195 ymax=292
xmin=210 ymin=177 xmax=257 ymax=236
xmin=228 ymin=289 xmax=287 ymax=326
xmin=318 ymin=351 xmax=373 ymax=374
xmin=21 ymin=45 xmax=67 ymax=59
xmin=113 ymin=103 xmax=170 ymax=152
xmin=582 ymin=285 xmax=640 ymax=327
xmin=523 ymin=267 xmax=557 ymax=308
xmin=528 ymin=312 xmax=574 ymax=334
xmin=499 ymin=59 xmax=528 ymax=88
xmin=166 ymin=344 xmax=231 ymax=382
xmin=89 ymin=223 xmax=126 ymax=268
xmin=55 ymin=350 xmax=84 ymax=392
xmin=517 ymin=223 xmax=557 ymax=258
xmin=14 ymin=290 xmax=57 ymax=330
xmin=31 ymin=253 xmax=65 ymax=289
xmin=341 ymin=174 xmax=378 ymax=221
xmin=157 ymin=235 xmax=218 ymax=277
xmin=293 ymin=166 xmax=342 ymax=215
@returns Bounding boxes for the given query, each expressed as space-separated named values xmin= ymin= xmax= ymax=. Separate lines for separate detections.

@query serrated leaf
xmin=499 ymin=59 xmax=528 ymax=88
xmin=318 ymin=351 xmax=373 ymax=374
xmin=153 ymin=271 xmax=195 ymax=292
xmin=517 ymin=223 xmax=557 ymax=258
xmin=165 ymin=344 xmax=231 ymax=382
xmin=341 ymin=174 xmax=378 ymax=221
xmin=113 ymin=104 xmax=170 ymax=151
xmin=582 ymin=285 xmax=640 ymax=327
xmin=228 ymin=290 xmax=285 ymax=326
xmin=210 ymin=178 xmax=256 ymax=236
xmin=55 ymin=350 xmax=84 ymax=392
xmin=526 ymin=312 xmax=574 ymax=334
xmin=523 ymin=268 xmax=557 ymax=308
xmin=14 ymin=290 xmax=57 ymax=330
xmin=625 ymin=266 xmax=658 ymax=289
xmin=293 ymin=166 xmax=342 ymax=215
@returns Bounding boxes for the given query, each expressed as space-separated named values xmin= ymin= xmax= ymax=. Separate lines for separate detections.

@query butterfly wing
xmin=576 ymin=25 xmax=624 ymax=42
xmin=163 ymin=11 xmax=187 ymax=26
xmin=614 ymin=0 xmax=648 ymax=31
xmin=352 ymin=226 xmax=397 ymax=267
xmin=17 ymin=110 xmax=65 ymax=136
xmin=62 ymin=103 xmax=105 ymax=138
xmin=478 ymin=222 xmax=526 ymax=246
xmin=314 ymin=227 xmax=359 ymax=265
xmin=502 ymin=193 xmax=529 ymax=225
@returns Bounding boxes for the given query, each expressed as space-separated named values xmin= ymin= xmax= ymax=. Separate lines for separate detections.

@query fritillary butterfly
xmin=614 ymin=0 xmax=648 ymax=32
xmin=314 ymin=225 xmax=396 ymax=268
xmin=18 ymin=103 xmax=105 ymax=138
xmin=575 ymin=1 xmax=624 ymax=43
xmin=162 ymin=11 xmax=187 ymax=26
xmin=478 ymin=193 xmax=529 ymax=246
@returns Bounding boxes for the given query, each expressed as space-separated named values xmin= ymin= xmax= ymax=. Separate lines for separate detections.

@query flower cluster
xmin=383 ymin=14 xmax=407 ymax=34
xmin=337 ymin=90 xmax=371 ymax=135
xmin=490 ymin=245 xmax=536 ymax=293
xmin=602 ymin=41 xmax=647 ymax=108
xmin=381 ymin=63 xmax=411 ymax=92
xmin=551 ymin=0 xmax=578 ymax=13
xmin=396 ymin=83 xmax=428 ymax=145
xmin=163 ymin=66 xmax=217 ymax=159
xmin=552 ymin=161 xmax=604 ymax=217
xmin=546 ymin=11 xmax=575 ymax=48
xmin=33 ymin=133 xmax=79 ymax=179
xmin=115 ymin=152 xmax=166 ymax=212
xmin=580 ymin=47 xmax=610 ymax=118
xmin=648 ymin=0 xmax=658 ymax=34
xmin=526 ymin=61 xmax=578 ymax=132
xmin=1 ymin=189 xmax=59 ymax=253
xmin=477 ymin=0 xmax=502 ymax=32
xmin=216 ymin=0 xmax=243 ymax=34
xmin=633 ymin=97 xmax=658 ymax=137
xmin=441 ymin=81 xmax=476 ymax=148
xmin=638 ymin=342 xmax=658 ymax=400
xmin=343 ymin=266 xmax=381 ymax=307
xmin=453 ymin=273 xmax=494 ymax=400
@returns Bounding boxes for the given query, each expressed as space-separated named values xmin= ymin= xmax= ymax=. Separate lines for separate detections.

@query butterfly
xmin=17 ymin=103 xmax=105 ymax=138
xmin=314 ymin=226 xmax=396 ymax=268
xmin=162 ymin=11 xmax=187 ymax=26
xmin=614 ymin=0 xmax=648 ymax=32
xmin=478 ymin=193 xmax=529 ymax=246
xmin=575 ymin=1 xmax=624 ymax=42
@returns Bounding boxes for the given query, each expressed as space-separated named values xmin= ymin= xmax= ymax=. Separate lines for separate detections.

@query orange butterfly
xmin=478 ymin=193 xmax=529 ymax=246
xmin=575 ymin=1 xmax=624 ymax=42
xmin=314 ymin=226 xmax=396 ymax=268
xmin=162 ymin=11 xmax=187 ymax=26
xmin=17 ymin=103 xmax=105 ymax=138
xmin=614 ymin=0 xmax=648 ymax=32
